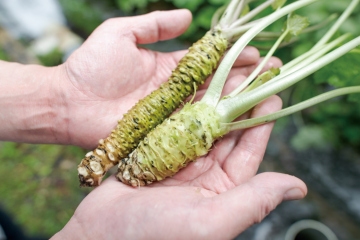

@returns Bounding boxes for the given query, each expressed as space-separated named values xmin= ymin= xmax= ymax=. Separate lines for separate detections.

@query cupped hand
xmin=50 ymin=10 xmax=308 ymax=239
xmin=56 ymin=9 xmax=263 ymax=149
xmin=53 ymin=93 xmax=307 ymax=240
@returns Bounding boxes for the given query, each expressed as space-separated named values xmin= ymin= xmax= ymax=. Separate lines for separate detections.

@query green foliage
xmin=272 ymin=0 xmax=360 ymax=151
xmin=272 ymin=0 xmax=287 ymax=10
xmin=0 ymin=47 xmax=9 ymax=61
xmin=290 ymin=125 xmax=329 ymax=151
xmin=0 ymin=142 xmax=90 ymax=237
xmin=116 ymin=0 xmax=156 ymax=12
xmin=37 ymin=48 xmax=63 ymax=67
xmin=314 ymin=49 xmax=360 ymax=99
xmin=307 ymin=100 xmax=360 ymax=148
xmin=171 ymin=0 xmax=205 ymax=11
xmin=283 ymin=14 xmax=309 ymax=42
xmin=58 ymin=0 xmax=104 ymax=35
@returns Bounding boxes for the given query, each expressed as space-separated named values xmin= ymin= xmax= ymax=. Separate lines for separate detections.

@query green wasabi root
xmin=116 ymin=102 xmax=222 ymax=186
xmin=78 ymin=31 xmax=227 ymax=187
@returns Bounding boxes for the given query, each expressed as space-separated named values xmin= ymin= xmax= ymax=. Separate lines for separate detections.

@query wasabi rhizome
xmin=76 ymin=0 xmax=360 ymax=188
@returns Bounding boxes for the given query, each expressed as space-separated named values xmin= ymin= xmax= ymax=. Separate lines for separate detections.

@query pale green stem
xmin=302 ymin=13 xmax=337 ymax=32
xmin=223 ymin=19 xmax=261 ymax=40
xmin=251 ymin=38 xmax=298 ymax=50
xmin=251 ymin=34 xmax=351 ymax=102
xmin=240 ymin=33 xmax=347 ymax=92
xmin=201 ymin=0 xmax=318 ymax=107
xmin=216 ymin=36 xmax=360 ymax=122
xmin=241 ymin=71 xmax=271 ymax=94
xmin=220 ymin=0 xmax=242 ymax=27
xmin=312 ymin=0 xmax=359 ymax=49
xmin=231 ymin=0 xmax=247 ymax=23
xmin=220 ymin=86 xmax=360 ymax=133
xmin=230 ymin=0 xmax=275 ymax=28
xmin=228 ymin=28 xmax=290 ymax=98
xmin=255 ymin=13 xmax=337 ymax=39
xmin=281 ymin=33 xmax=351 ymax=73
xmin=212 ymin=5 xmax=227 ymax=29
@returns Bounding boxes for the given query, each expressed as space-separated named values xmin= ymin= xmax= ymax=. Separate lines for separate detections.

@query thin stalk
xmin=212 ymin=5 xmax=227 ymax=29
xmin=231 ymin=0 xmax=247 ymax=23
xmin=201 ymin=0 xmax=318 ymax=107
xmin=216 ymin=36 xmax=360 ymax=122
xmin=251 ymin=38 xmax=298 ymax=50
xmin=220 ymin=86 xmax=360 ymax=133
xmin=230 ymin=0 xmax=275 ymax=28
xmin=302 ymin=13 xmax=337 ymax=33
xmin=312 ymin=0 xmax=359 ymax=49
xmin=255 ymin=13 xmax=337 ymax=39
xmin=281 ymin=33 xmax=351 ymax=73
xmin=252 ymin=34 xmax=351 ymax=93
xmin=224 ymin=19 xmax=261 ymax=40
xmin=220 ymin=0 xmax=242 ymax=27
xmin=228 ymin=28 xmax=290 ymax=97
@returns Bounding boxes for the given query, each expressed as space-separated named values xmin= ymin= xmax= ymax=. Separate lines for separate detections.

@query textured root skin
xmin=78 ymin=30 xmax=228 ymax=187
xmin=116 ymin=102 xmax=222 ymax=187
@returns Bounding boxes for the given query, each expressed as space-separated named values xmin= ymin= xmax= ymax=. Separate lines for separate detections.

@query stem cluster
xmin=204 ymin=0 xmax=360 ymax=133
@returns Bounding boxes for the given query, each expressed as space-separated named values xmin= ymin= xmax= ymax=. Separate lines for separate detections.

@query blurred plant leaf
xmin=290 ymin=125 xmax=329 ymax=151
xmin=283 ymin=13 xmax=309 ymax=42
xmin=195 ymin=6 xmax=217 ymax=29
xmin=314 ymin=48 xmax=360 ymax=103
xmin=272 ymin=0 xmax=287 ymax=10
xmin=116 ymin=0 xmax=152 ymax=12
xmin=58 ymin=0 xmax=103 ymax=35
xmin=208 ymin=0 xmax=228 ymax=5
xmin=170 ymin=0 xmax=205 ymax=11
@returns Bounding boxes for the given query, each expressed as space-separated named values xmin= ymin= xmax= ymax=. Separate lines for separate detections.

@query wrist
xmin=0 ymin=60 xmax=69 ymax=144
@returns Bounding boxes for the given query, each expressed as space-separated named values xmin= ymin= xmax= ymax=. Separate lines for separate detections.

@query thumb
xmin=212 ymin=173 xmax=307 ymax=239
xmin=112 ymin=9 xmax=192 ymax=44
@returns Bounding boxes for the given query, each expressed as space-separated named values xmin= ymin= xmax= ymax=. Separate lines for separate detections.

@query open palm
xmin=59 ymin=10 xmax=261 ymax=149
xmin=55 ymin=94 xmax=307 ymax=240
xmin=51 ymin=10 xmax=307 ymax=240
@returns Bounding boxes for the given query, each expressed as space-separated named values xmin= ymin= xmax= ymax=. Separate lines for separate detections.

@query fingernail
xmin=284 ymin=188 xmax=304 ymax=201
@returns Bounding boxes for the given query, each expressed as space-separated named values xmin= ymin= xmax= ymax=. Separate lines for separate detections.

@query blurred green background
xmin=0 ymin=0 xmax=359 ymax=238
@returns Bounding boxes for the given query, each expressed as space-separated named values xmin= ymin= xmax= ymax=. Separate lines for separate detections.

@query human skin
xmin=0 ymin=9 xmax=306 ymax=239
xmin=51 ymin=94 xmax=306 ymax=240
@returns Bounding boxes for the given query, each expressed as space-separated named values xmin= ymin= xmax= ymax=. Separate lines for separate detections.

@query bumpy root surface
xmin=116 ymin=102 xmax=222 ymax=187
xmin=78 ymin=30 xmax=227 ymax=187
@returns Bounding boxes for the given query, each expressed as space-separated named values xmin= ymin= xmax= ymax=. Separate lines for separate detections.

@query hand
xmin=56 ymin=9 xmax=264 ymax=149
xmin=52 ymin=93 xmax=307 ymax=240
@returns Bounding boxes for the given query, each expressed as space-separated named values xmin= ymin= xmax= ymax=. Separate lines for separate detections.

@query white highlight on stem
xmin=201 ymin=0 xmax=318 ymax=107
xmin=221 ymin=86 xmax=360 ymax=132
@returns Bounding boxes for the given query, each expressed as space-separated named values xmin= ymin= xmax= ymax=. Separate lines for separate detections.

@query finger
xmin=223 ymin=95 xmax=283 ymax=185
xmin=208 ymin=173 xmax=307 ymax=239
xmin=227 ymin=56 xmax=283 ymax=79
xmin=108 ymin=9 xmax=192 ymax=44
xmin=232 ymin=46 xmax=260 ymax=67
